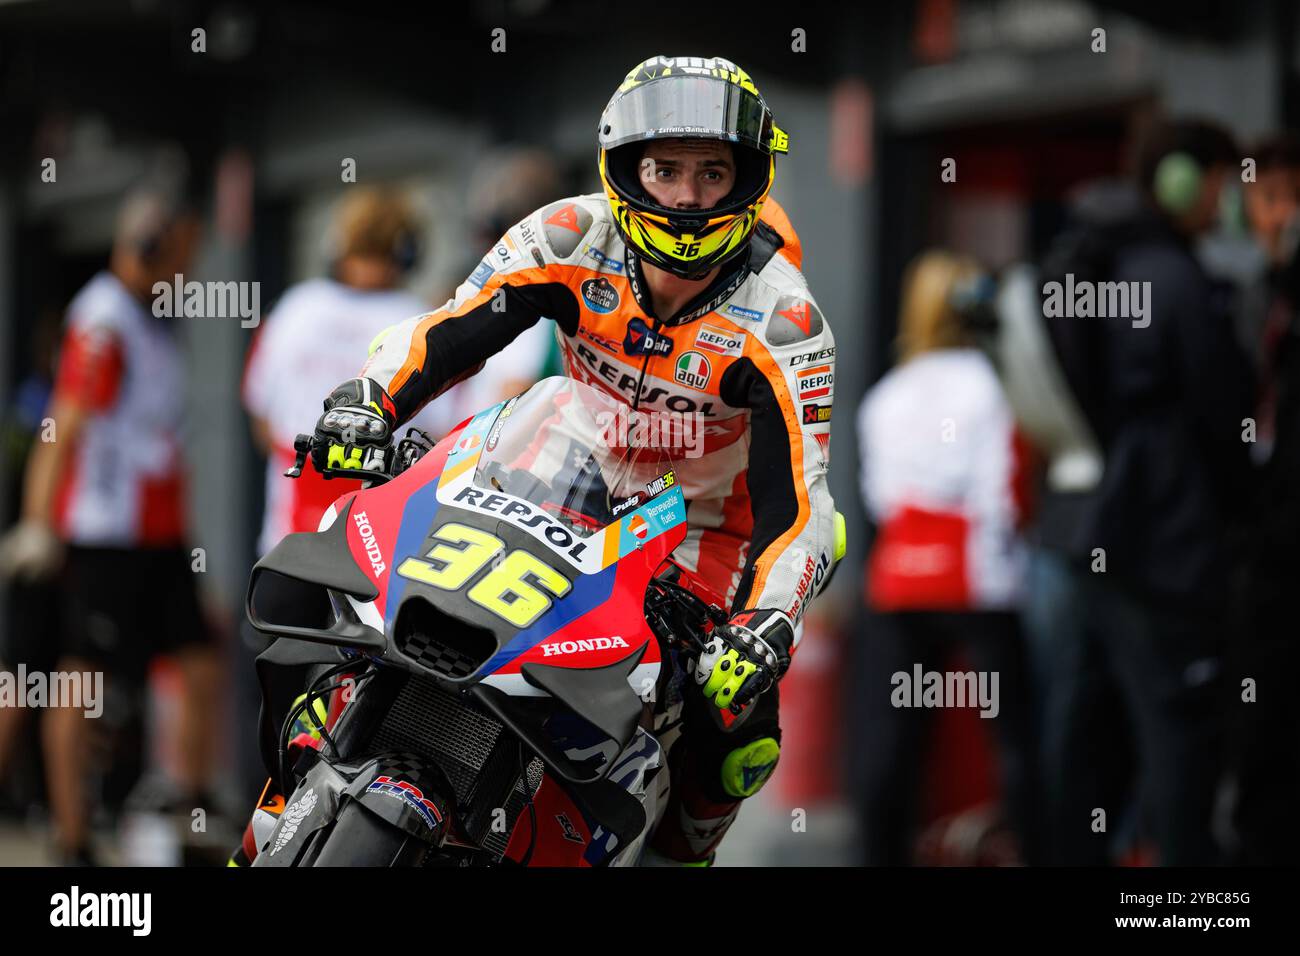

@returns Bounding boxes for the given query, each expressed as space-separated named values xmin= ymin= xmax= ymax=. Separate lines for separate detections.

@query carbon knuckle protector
xmin=727 ymin=608 xmax=795 ymax=679
xmin=313 ymin=377 xmax=396 ymax=472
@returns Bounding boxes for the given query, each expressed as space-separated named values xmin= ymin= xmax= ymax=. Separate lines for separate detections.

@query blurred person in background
xmin=852 ymin=250 xmax=1040 ymax=866
xmin=1002 ymin=178 xmax=1141 ymax=863
xmin=243 ymin=187 xmax=449 ymax=562
xmin=1224 ymin=133 xmax=1300 ymax=865
xmin=1033 ymin=119 xmax=1251 ymax=865
xmin=0 ymin=189 xmax=220 ymax=864
xmin=0 ymin=308 xmax=64 ymax=810
xmin=1234 ymin=134 xmax=1300 ymax=386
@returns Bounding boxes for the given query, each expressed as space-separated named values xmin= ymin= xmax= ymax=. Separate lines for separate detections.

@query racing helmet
xmin=597 ymin=55 xmax=789 ymax=280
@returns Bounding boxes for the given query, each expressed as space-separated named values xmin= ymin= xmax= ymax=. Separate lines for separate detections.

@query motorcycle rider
xmin=307 ymin=55 xmax=837 ymax=863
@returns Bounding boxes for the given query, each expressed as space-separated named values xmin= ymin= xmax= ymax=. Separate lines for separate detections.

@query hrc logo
xmin=366 ymin=775 xmax=444 ymax=831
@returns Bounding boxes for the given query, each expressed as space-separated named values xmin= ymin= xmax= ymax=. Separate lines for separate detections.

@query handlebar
xmin=644 ymin=575 xmax=728 ymax=656
xmin=283 ymin=428 xmax=438 ymax=487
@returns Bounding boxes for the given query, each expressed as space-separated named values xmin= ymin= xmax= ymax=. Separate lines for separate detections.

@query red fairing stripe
xmin=503 ymin=773 xmax=594 ymax=867
xmin=241 ymin=819 xmax=259 ymax=861
xmin=340 ymin=423 xmax=461 ymax=618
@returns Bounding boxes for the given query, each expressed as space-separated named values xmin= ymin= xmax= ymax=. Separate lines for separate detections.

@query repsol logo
xmin=574 ymin=343 xmax=719 ymax=416
xmin=540 ymin=636 xmax=630 ymax=657
xmin=353 ymin=510 xmax=386 ymax=577
xmin=452 ymin=488 xmax=590 ymax=560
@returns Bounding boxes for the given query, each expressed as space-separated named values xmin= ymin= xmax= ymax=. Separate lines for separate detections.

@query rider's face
xmin=638 ymin=140 xmax=735 ymax=211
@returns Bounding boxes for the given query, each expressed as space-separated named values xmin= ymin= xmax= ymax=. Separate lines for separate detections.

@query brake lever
xmin=284 ymin=434 xmax=313 ymax=478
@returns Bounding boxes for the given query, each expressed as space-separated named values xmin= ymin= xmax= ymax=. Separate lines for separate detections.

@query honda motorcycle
xmin=244 ymin=377 xmax=746 ymax=866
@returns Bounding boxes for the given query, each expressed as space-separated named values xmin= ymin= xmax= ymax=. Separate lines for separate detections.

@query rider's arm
xmin=357 ymin=200 xmax=601 ymax=425
xmin=720 ymin=291 xmax=836 ymax=653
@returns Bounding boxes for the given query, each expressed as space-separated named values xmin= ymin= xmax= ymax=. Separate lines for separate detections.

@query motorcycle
xmin=244 ymin=376 xmax=743 ymax=866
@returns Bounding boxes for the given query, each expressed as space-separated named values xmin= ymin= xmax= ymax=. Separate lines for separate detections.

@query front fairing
xmin=245 ymin=379 xmax=691 ymax=859
xmin=336 ymin=383 xmax=688 ymax=691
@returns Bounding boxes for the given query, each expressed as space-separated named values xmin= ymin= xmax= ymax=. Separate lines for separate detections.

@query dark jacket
xmin=1245 ymin=258 xmax=1300 ymax=605
xmin=1044 ymin=185 xmax=1254 ymax=609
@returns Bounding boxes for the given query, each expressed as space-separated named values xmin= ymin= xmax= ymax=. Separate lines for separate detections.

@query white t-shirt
xmin=857 ymin=348 xmax=1028 ymax=609
xmin=55 ymin=271 xmax=188 ymax=547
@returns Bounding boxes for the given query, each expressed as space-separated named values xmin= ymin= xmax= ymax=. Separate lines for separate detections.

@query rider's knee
xmin=719 ymin=735 xmax=781 ymax=799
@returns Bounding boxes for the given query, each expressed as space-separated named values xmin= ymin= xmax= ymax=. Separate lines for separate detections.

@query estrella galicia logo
xmin=581 ymin=276 xmax=620 ymax=314
xmin=623 ymin=317 xmax=673 ymax=357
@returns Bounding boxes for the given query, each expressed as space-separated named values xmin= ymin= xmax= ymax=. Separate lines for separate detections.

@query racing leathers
xmin=349 ymin=193 xmax=835 ymax=860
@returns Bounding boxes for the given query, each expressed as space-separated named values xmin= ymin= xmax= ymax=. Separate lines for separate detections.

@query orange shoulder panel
xmin=759 ymin=196 xmax=802 ymax=270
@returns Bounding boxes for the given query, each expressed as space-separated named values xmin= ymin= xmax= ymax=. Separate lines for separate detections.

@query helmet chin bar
xmin=629 ymin=195 xmax=764 ymax=279
xmin=639 ymin=250 xmax=717 ymax=281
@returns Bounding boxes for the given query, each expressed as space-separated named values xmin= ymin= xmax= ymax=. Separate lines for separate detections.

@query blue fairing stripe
xmin=479 ymin=563 xmax=617 ymax=674
xmin=383 ymin=479 xmax=444 ymax=630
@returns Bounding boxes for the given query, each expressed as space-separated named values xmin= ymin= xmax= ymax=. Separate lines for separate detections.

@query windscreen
xmin=472 ymin=377 xmax=681 ymax=538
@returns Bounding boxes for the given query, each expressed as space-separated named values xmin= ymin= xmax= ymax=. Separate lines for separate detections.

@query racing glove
xmin=693 ymin=609 xmax=795 ymax=712
xmin=310 ymin=378 xmax=397 ymax=475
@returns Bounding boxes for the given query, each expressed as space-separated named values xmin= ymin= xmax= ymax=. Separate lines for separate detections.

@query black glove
xmin=693 ymin=608 xmax=795 ymax=712
xmin=310 ymin=378 xmax=397 ymax=475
